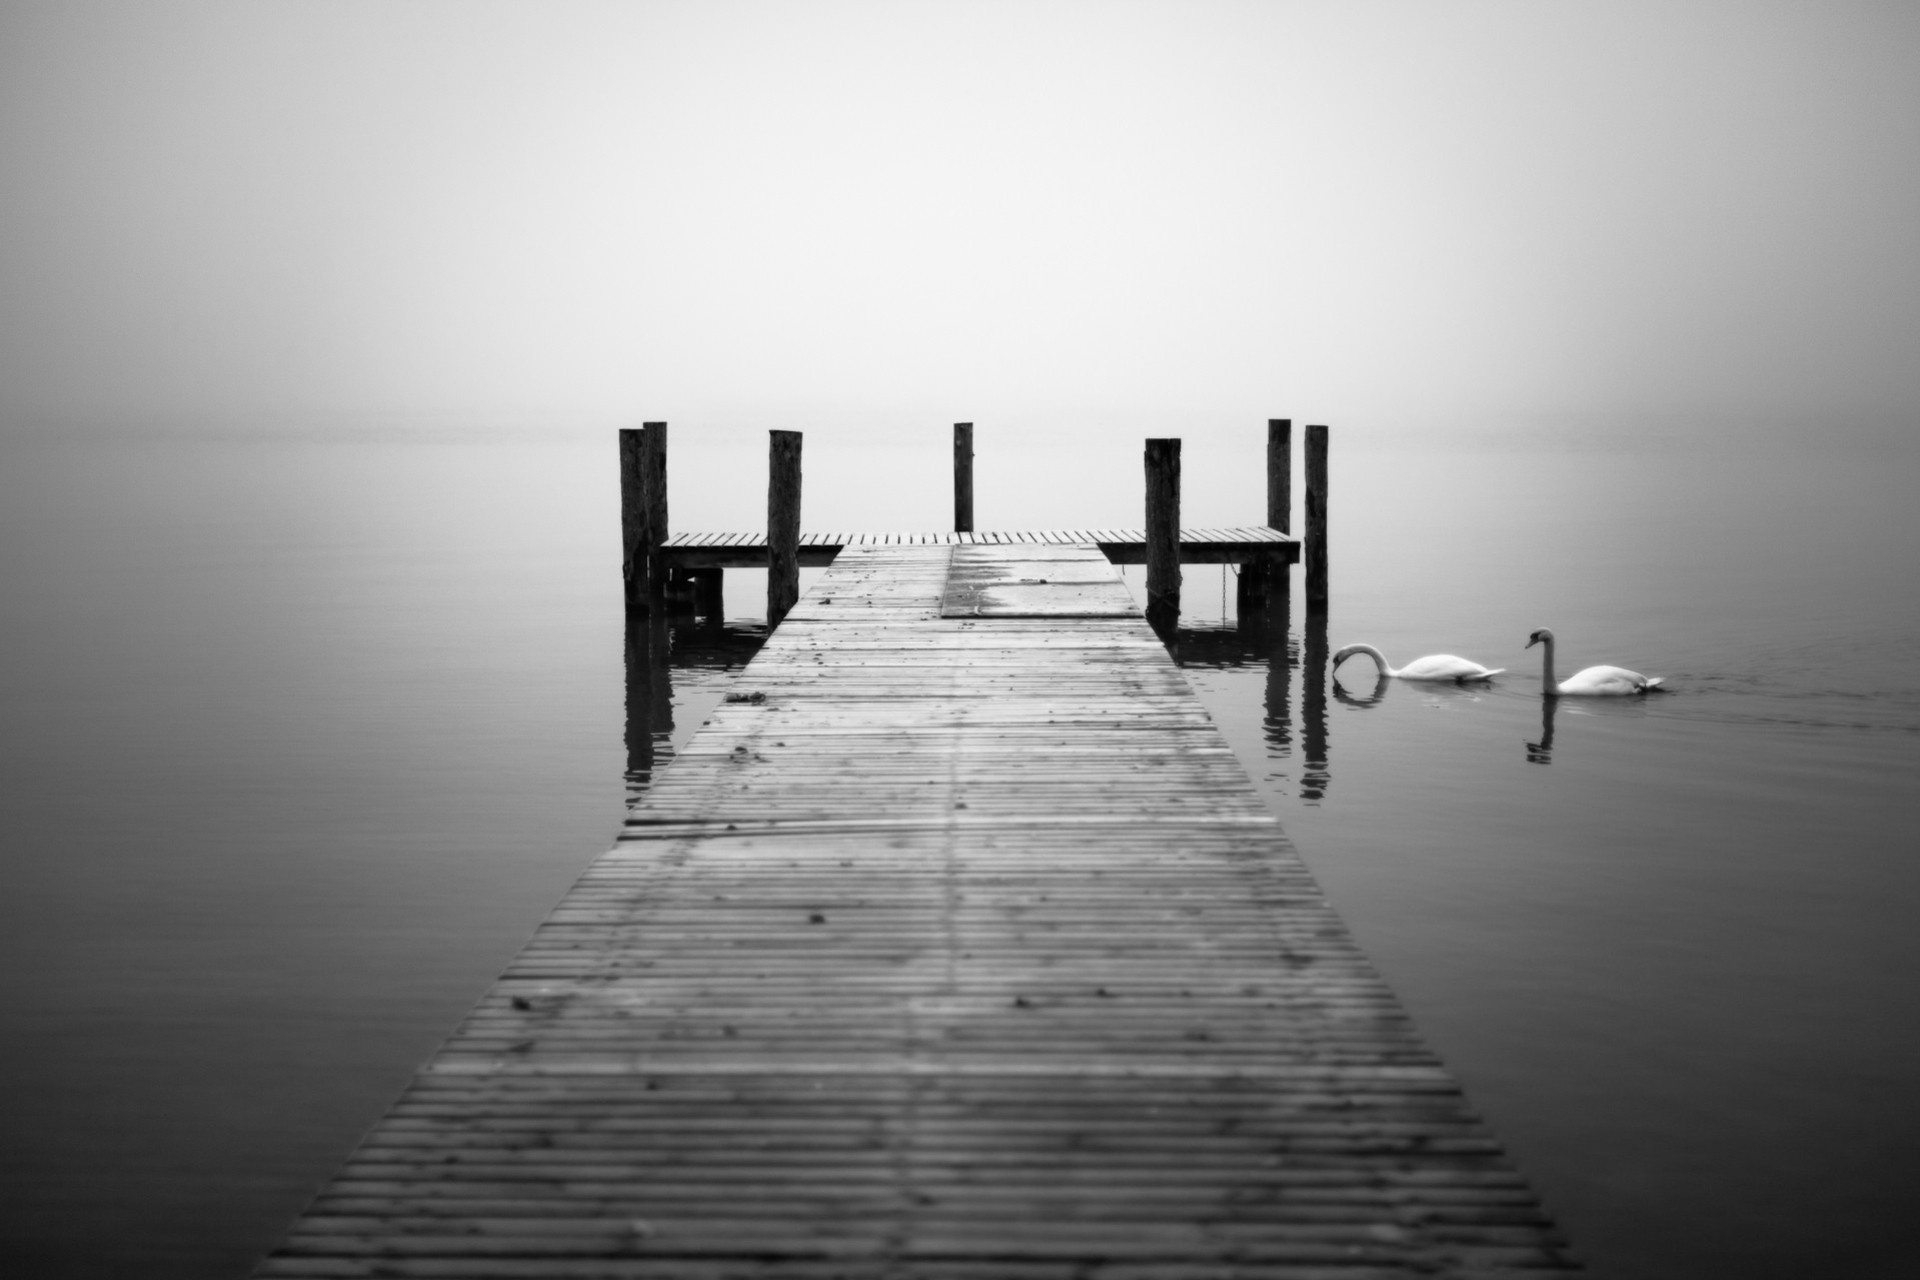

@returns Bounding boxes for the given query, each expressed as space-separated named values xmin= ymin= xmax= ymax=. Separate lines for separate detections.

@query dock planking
xmin=256 ymin=543 xmax=1574 ymax=1278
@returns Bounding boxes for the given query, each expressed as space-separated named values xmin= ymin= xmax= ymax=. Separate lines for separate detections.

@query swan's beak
xmin=1525 ymin=635 xmax=1540 ymax=649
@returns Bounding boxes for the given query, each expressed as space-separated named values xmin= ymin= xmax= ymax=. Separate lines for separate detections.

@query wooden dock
xmin=256 ymin=542 xmax=1574 ymax=1278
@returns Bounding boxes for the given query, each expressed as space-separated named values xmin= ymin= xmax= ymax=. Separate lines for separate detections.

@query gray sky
xmin=2 ymin=0 xmax=1915 ymax=436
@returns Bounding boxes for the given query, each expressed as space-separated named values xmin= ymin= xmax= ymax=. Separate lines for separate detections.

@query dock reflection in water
xmin=1164 ymin=578 xmax=1334 ymax=806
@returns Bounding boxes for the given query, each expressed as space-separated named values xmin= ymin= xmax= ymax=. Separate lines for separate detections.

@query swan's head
xmin=1331 ymin=644 xmax=1360 ymax=669
xmin=1525 ymin=628 xmax=1555 ymax=649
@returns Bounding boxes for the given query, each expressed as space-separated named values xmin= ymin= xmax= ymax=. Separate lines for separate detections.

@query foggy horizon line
xmin=6 ymin=408 xmax=1913 ymax=452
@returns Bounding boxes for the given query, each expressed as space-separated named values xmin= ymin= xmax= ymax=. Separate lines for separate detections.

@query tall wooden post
xmin=767 ymin=430 xmax=803 ymax=628
xmin=1239 ymin=417 xmax=1292 ymax=624
xmin=953 ymin=422 xmax=974 ymax=533
xmin=1304 ymin=424 xmax=1328 ymax=615
xmin=1145 ymin=438 xmax=1181 ymax=637
xmin=618 ymin=428 xmax=646 ymax=612
xmin=642 ymin=421 xmax=668 ymax=608
xmin=1267 ymin=418 xmax=1291 ymax=533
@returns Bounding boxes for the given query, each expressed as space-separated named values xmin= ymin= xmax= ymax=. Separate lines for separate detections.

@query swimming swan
xmin=1526 ymin=628 xmax=1664 ymax=696
xmin=1332 ymin=644 xmax=1504 ymax=683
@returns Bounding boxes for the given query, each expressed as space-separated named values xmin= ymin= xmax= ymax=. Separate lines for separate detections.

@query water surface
xmin=0 ymin=426 xmax=1914 ymax=1278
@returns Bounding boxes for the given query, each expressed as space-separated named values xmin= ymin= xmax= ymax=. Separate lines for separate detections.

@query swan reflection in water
xmin=1524 ymin=687 xmax=1666 ymax=766
xmin=1526 ymin=696 xmax=1557 ymax=765
xmin=1331 ymin=670 xmax=1391 ymax=708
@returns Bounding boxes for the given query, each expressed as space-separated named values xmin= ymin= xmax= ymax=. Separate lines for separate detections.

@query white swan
xmin=1526 ymin=628 xmax=1664 ymax=696
xmin=1332 ymin=644 xmax=1504 ymax=683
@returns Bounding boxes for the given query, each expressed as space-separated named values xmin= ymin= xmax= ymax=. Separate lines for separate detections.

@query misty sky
xmin=1 ymin=0 xmax=1915 ymax=437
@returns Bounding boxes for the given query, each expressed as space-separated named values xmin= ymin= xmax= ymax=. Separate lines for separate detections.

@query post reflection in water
xmin=1223 ymin=568 xmax=1331 ymax=803
xmin=624 ymin=610 xmax=771 ymax=804
xmin=622 ymin=607 xmax=674 ymax=799
xmin=1526 ymin=696 xmax=1558 ymax=765
xmin=1255 ymin=577 xmax=1294 ymax=758
xmin=1300 ymin=613 xmax=1330 ymax=803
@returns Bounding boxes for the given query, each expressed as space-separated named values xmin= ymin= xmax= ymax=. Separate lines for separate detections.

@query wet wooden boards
xmin=939 ymin=544 xmax=1137 ymax=618
xmin=255 ymin=544 xmax=1574 ymax=1278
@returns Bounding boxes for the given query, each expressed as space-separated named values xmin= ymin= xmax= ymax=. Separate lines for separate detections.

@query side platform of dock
xmin=659 ymin=526 xmax=1299 ymax=569
xmin=256 ymin=543 xmax=1574 ymax=1278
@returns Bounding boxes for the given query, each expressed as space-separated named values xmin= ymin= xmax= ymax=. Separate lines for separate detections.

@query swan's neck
xmin=1538 ymin=636 xmax=1558 ymax=694
xmin=1352 ymin=644 xmax=1393 ymax=677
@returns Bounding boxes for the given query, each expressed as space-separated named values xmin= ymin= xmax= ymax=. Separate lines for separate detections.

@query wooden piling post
xmin=642 ymin=421 xmax=669 ymax=608
xmin=954 ymin=422 xmax=974 ymax=533
xmin=1238 ymin=417 xmax=1292 ymax=621
xmin=1305 ymin=424 xmax=1328 ymax=615
xmin=1145 ymin=438 xmax=1181 ymax=636
xmin=1268 ymin=418 xmax=1291 ymax=534
xmin=767 ymin=430 xmax=803 ymax=627
xmin=618 ymin=428 xmax=646 ymax=612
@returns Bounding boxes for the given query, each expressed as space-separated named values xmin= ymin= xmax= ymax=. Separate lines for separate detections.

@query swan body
xmin=1332 ymin=643 xmax=1504 ymax=682
xmin=1526 ymin=628 xmax=1664 ymax=696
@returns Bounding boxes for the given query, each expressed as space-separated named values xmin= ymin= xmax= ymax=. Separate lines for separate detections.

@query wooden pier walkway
xmin=256 ymin=543 xmax=1573 ymax=1278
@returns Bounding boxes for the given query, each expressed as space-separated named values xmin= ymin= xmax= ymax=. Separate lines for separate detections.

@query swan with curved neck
xmin=1331 ymin=644 xmax=1504 ymax=683
xmin=1526 ymin=628 xmax=1663 ymax=696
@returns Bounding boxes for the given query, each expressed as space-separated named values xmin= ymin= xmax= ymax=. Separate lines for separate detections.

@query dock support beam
xmin=1145 ymin=438 xmax=1181 ymax=637
xmin=1305 ymin=424 xmax=1328 ymax=616
xmin=768 ymin=430 xmax=803 ymax=627
xmin=954 ymin=422 xmax=974 ymax=533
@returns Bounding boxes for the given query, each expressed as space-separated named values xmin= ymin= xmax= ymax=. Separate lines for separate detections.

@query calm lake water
xmin=1 ymin=425 xmax=1915 ymax=1278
